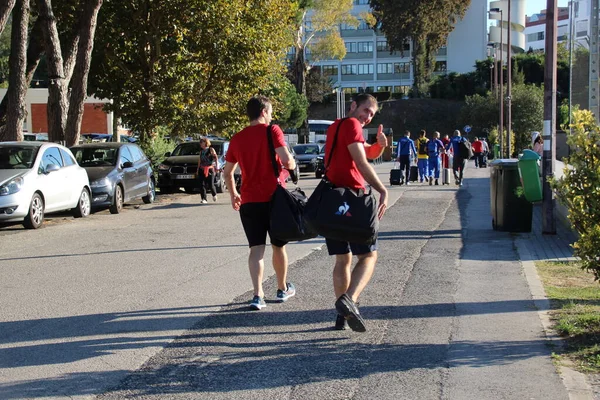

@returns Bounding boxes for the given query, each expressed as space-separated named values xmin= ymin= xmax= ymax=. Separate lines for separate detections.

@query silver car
xmin=0 ymin=142 xmax=91 ymax=229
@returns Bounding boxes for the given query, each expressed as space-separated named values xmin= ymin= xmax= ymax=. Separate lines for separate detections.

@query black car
xmin=293 ymin=144 xmax=323 ymax=173
xmin=70 ymin=143 xmax=155 ymax=214
xmin=157 ymin=139 xmax=229 ymax=193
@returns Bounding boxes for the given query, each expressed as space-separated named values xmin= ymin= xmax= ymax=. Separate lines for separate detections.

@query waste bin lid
xmin=519 ymin=149 xmax=541 ymax=161
xmin=490 ymin=159 xmax=519 ymax=169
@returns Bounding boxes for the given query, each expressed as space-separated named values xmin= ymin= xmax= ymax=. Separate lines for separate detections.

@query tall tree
xmin=89 ymin=0 xmax=296 ymax=141
xmin=5 ymin=0 xmax=27 ymax=141
xmin=370 ymin=0 xmax=470 ymax=97
xmin=290 ymin=0 xmax=358 ymax=97
xmin=0 ymin=0 xmax=15 ymax=36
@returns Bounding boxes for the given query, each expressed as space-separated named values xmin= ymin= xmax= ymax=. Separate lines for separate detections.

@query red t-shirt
xmin=472 ymin=140 xmax=483 ymax=153
xmin=226 ymin=124 xmax=287 ymax=204
xmin=324 ymin=118 xmax=366 ymax=190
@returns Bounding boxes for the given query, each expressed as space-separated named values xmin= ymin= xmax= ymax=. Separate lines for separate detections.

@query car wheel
xmin=110 ymin=185 xmax=124 ymax=214
xmin=215 ymin=172 xmax=224 ymax=193
xmin=23 ymin=193 xmax=44 ymax=229
xmin=142 ymin=179 xmax=156 ymax=204
xmin=73 ymin=188 xmax=91 ymax=218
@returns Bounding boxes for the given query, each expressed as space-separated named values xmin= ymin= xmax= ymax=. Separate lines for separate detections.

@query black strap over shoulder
xmin=266 ymin=124 xmax=280 ymax=179
xmin=324 ymin=118 xmax=348 ymax=174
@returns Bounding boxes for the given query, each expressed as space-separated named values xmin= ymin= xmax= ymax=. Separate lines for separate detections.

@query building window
xmin=354 ymin=0 xmax=369 ymax=4
xmin=322 ymin=65 xmax=338 ymax=76
xmin=358 ymin=86 xmax=374 ymax=93
xmin=402 ymin=40 xmax=410 ymax=51
xmin=357 ymin=42 xmax=373 ymax=53
xmin=345 ymin=42 xmax=357 ymax=53
xmin=377 ymin=86 xmax=392 ymax=92
xmin=527 ymin=32 xmax=544 ymax=42
xmin=357 ymin=19 xmax=369 ymax=30
xmin=434 ymin=61 xmax=447 ymax=72
xmin=341 ymin=64 xmax=358 ymax=75
xmin=394 ymin=62 xmax=410 ymax=74
xmin=340 ymin=22 xmax=357 ymax=30
xmin=357 ymin=64 xmax=373 ymax=75
xmin=343 ymin=87 xmax=358 ymax=94
xmin=576 ymin=20 xmax=588 ymax=37
xmin=377 ymin=63 xmax=394 ymax=74
xmin=377 ymin=39 xmax=389 ymax=52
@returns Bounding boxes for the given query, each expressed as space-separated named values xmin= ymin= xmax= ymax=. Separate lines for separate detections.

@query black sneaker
xmin=276 ymin=282 xmax=296 ymax=302
xmin=249 ymin=295 xmax=266 ymax=310
xmin=335 ymin=294 xmax=366 ymax=332
xmin=435 ymin=179 xmax=439 ymax=185
xmin=334 ymin=314 xmax=348 ymax=330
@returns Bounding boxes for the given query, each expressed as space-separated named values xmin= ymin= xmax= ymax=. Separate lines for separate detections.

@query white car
xmin=0 ymin=142 xmax=91 ymax=229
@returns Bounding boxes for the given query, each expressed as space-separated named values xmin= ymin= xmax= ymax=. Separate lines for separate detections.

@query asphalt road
xmin=0 ymin=163 xmax=568 ymax=399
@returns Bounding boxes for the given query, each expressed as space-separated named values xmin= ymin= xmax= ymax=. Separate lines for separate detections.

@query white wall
xmin=447 ymin=0 xmax=488 ymax=73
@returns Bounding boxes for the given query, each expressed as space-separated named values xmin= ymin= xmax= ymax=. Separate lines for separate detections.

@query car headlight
xmin=90 ymin=178 xmax=111 ymax=188
xmin=0 ymin=176 xmax=24 ymax=196
xmin=158 ymin=163 xmax=170 ymax=171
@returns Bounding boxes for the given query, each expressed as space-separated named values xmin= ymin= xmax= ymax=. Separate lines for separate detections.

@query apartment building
xmin=306 ymin=0 xmax=488 ymax=95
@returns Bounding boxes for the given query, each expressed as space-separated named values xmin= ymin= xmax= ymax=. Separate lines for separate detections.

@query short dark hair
xmin=353 ymin=93 xmax=377 ymax=108
xmin=246 ymin=95 xmax=271 ymax=120
xmin=419 ymin=130 xmax=426 ymax=137
xmin=404 ymin=130 xmax=410 ymax=136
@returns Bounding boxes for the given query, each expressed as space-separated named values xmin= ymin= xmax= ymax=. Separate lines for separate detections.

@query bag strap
xmin=266 ymin=124 xmax=280 ymax=180
xmin=324 ymin=118 xmax=348 ymax=174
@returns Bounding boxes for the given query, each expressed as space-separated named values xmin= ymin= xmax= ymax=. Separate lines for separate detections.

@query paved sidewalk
xmin=95 ymin=161 xmax=573 ymax=400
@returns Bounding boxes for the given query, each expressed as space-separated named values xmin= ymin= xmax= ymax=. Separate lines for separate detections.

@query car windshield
xmin=72 ymin=147 xmax=118 ymax=167
xmin=293 ymin=145 xmax=320 ymax=155
xmin=0 ymin=146 xmax=38 ymax=169
xmin=171 ymin=142 xmax=200 ymax=156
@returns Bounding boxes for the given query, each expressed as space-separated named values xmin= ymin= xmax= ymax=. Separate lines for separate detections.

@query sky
xmin=488 ymin=0 xmax=570 ymax=17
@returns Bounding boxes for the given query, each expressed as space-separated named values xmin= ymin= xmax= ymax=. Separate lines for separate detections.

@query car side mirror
xmin=164 ymin=152 xmax=171 ymax=157
xmin=122 ymin=161 xmax=133 ymax=169
xmin=45 ymin=164 xmax=60 ymax=174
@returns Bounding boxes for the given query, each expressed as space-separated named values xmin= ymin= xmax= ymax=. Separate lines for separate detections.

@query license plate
xmin=299 ymin=164 xmax=309 ymax=169
xmin=176 ymin=174 xmax=195 ymax=179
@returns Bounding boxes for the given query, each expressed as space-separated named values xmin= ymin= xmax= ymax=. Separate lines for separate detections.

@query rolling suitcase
xmin=389 ymin=162 xmax=403 ymax=185
xmin=442 ymin=168 xmax=451 ymax=185
xmin=409 ymin=165 xmax=418 ymax=182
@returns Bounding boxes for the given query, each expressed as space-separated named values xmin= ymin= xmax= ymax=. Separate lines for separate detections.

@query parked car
xmin=23 ymin=133 xmax=49 ymax=142
xmin=293 ymin=143 xmax=323 ymax=173
xmin=70 ymin=143 xmax=155 ymax=214
xmin=0 ymin=142 xmax=91 ymax=229
xmin=80 ymin=133 xmax=137 ymax=143
xmin=157 ymin=139 xmax=229 ymax=193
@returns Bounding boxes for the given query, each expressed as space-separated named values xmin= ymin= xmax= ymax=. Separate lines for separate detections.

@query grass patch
xmin=536 ymin=261 xmax=600 ymax=372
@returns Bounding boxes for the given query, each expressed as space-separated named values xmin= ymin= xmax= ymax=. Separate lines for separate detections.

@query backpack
xmin=458 ymin=139 xmax=473 ymax=159
xmin=418 ymin=138 xmax=428 ymax=155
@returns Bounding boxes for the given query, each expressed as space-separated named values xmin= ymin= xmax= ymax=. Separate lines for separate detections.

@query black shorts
xmin=239 ymin=202 xmax=288 ymax=248
xmin=326 ymin=238 xmax=378 ymax=256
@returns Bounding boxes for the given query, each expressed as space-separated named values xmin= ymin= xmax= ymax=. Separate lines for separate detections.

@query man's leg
xmin=346 ymin=251 xmax=377 ymax=302
xmin=474 ymin=152 xmax=479 ymax=168
xmin=458 ymin=158 xmax=466 ymax=183
xmin=199 ymin=174 xmax=207 ymax=201
xmin=248 ymin=245 xmax=266 ymax=297
xmin=272 ymin=244 xmax=288 ymax=291
xmin=333 ymin=253 xmax=353 ymax=299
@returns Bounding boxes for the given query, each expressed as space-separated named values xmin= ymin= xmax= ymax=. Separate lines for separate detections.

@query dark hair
xmin=353 ymin=93 xmax=377 ymax=108
xmin=246 ymin=95 xmax=271 ymax=120
xmin=419 ymin=130 xmax=426 ymax=137
xmin=535 ymin=136 xmax=543 ymax=144
xmin=404 ymin=130 xmax=411 ymax=136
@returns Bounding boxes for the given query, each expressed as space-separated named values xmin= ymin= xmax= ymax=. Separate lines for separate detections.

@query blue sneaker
xmin=276 ymin=282 xmax=296 ymax=302
xmin=249 ymin=295 xmax=266 ymax=310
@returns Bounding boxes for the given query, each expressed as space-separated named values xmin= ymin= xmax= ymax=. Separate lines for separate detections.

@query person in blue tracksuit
xmin=396 ymin=130 xmax=417 ymax=185
xmin=427 ymin=131 xmax=446 ymax=185
xmin=446 ymin=129 xmax=468 ymax=185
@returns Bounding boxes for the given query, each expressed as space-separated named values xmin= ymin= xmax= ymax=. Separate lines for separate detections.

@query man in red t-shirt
xmin=325 ymin=93 xmax=388 ymax=332
xmin=472 ymin=137 xmax=484 ymax=168
xmin=223 ymin=96 xmax=297 ymax=311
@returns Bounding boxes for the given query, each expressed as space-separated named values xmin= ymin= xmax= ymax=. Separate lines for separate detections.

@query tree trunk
xmin=0 ymin=0 xmax=15 ymax=36
xmin=65 ymin=0 xmax=103 ymax=147
xmin=294 ymin=47 xmax=307 ymax=98
xmin=36 ymin=0 xmax=68 ymax=143
xmin=411 ymin=34 xmax=427 ymax=97
xmin=0 ymin=17 xmax=44 ymax=141
xmin=5 ymin=0 xmax=29 ymax=142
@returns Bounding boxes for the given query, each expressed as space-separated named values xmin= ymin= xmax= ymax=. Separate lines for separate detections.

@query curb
xmin=516 ymin=238 xmax=594 ymax=400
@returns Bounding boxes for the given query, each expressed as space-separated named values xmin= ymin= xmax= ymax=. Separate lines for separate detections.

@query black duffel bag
xmin=266 ymin=125 xmax=317 ymax=242
xmin=303 ymin=119 xmax=379 ymax=245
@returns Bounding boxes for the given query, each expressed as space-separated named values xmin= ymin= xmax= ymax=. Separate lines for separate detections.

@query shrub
xmin=551 ymin=110 xmax=600 ymax=280
xmin=140 ymin=134 xmax=176 ymax=179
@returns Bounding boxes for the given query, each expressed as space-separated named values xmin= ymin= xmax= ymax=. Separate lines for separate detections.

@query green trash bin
xmin=493 ymin=144 xmax=500 ymax=159
xmin=490 ymin=159 xmax=533 ymax=232
xmin=518 ymin=149 xmax=542 ymax=202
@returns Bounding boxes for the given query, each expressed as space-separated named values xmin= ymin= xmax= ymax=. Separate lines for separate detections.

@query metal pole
xmin=507 ymin=0 xmax=512 ymax=158
xmin=590 ymin=0 xmax=600 ymax=123
xmin=499 ymin=10 xmax=504 ymax=157
xmin=494 ymin=47 xmax=498 ymax=97
xmin=568 ymin=0 xmax=574 ymax=136
xmin=542 ymin=0 xmax=557 ymax=235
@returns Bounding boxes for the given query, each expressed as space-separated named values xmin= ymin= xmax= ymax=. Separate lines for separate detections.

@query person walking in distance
xmin=222 ymin=96 xmax=297 ymax=310
xmin=197 ymin=137 xmax=219 ymax=204
xmin=396 ymin=130 xmax=417 ymax=185
xmin=416 ymin=130 xmax=429 ymax=183
xmin=441 ymin=134 xmax=451 ymax=170
xmin=471 ymin=137 xmax=484 ymax=168
xmin=323 ymin=93 xmax=389 ymax=332
xmin=427 ymin=131 xmax=446 ymax=185
xmin=446 ymin=129 xmax=468 ymax=186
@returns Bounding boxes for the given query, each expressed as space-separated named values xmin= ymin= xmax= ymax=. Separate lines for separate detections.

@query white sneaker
xmin=201 ymin=199 xmax=208 ymax=204
xmin=212 ymin=195 xmax=217 ymax=202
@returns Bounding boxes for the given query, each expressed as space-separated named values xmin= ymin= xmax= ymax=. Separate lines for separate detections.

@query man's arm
xmin=223 ymin=161 xmax=241 ymax=211
xmin=348 ymin=142 xmax=388 ymax=219
xmin=364 ymin=124 xmax=387 ymax=160
xmin=274 ymin=146 xmax=296 ymax=170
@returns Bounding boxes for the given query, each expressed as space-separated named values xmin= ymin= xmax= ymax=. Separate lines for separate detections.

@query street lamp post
xmin=507 ymin=0 xmax=512 ymax=158
xmin=490 ymin=7 xmax=504 ymax=157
